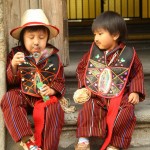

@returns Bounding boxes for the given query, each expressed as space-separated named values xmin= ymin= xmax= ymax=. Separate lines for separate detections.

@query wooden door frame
xmin=0 ymin=1 xmax=69 ymax=150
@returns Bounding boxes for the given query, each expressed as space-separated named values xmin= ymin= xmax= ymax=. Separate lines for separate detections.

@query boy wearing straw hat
xmin=1 ymin=9 xmax=65 ymax=150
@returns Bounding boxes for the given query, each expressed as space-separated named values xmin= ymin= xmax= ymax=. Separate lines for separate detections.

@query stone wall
xmin=0 ymin=0 xmax=6 ymax=150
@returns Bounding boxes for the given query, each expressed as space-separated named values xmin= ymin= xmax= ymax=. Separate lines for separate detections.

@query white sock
xmin=78 ymin=137 xmax=89 ymax=144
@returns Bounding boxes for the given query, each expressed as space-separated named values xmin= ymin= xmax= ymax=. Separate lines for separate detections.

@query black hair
xmin=92 ymin=11 xmax=127 ymax=42
xmin=19 ymin=25 xmax=50 ymax=49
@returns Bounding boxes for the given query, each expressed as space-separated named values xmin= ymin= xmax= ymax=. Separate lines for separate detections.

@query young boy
xmin=1 ymin=9 xmax=65 ymax=150
xmin=74 ymin=11 xmax=145 ymax=150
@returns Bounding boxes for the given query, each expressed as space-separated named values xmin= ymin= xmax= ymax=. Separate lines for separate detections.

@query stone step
xmin=69 ymin=40 xmax=150 ymax=52
xmin=58 ymin=145 xmax=150 ymax=150
xmin=69 ymin=34 xmax=150 ymax=42
xmin=6 ymin=99 xmax=150 ymax=150
xmin=59 ymin=99 xmax=150 ymax=149
xmin=59 ymin=146 xmax=150 ymax=150
xmin=68 ymin=21 xmax=150 ymax=41
xmin=66 ymin=40 xmax=150 ymax=77
xmin=65 ymin=76 xmax=150 ymax=104
xmin=64 ymin=41 xmax=150 ymax=102
xmin=64 ymin=51 xmax=150 ymax=77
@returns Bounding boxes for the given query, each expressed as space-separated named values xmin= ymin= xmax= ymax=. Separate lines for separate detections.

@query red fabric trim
xmin=100 ymin=91 xmax=124 ymax=150
xmin=33 ymin=96 xmax=58 ymax=147
xmin=23 ymin=22 xmax=47 ymax=26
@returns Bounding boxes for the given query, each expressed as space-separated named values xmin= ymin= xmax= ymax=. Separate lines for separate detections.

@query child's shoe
xmin=20 ymin=137 xmax=42 ymax=150
xmin=75 ymin=142 xmax=90 ymax=150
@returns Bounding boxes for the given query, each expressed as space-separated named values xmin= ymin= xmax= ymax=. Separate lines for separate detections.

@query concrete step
xmin=59 ymin=145 xmax=150 ymax=150
xmin=65 ymin=76 xmax=150 ymax=104
xmin=69 ymin=40 xmax=150 ymax=52
xmin=69 ymin=34 xmax=150 ymax=42
xmin=6 ymin=99 xmax=150 ymax=149
xmin=65 ymin=41 xmax=150 ymax=100
xmin=66 ymin=40 xmax=150 ymax=76
xmin=59 ymin=99 xmax=150 ymax=149
xmin=68 ymin=21 xmax=150 ymax=41
xmin=5 ymin=39 xmax=150 ymax=150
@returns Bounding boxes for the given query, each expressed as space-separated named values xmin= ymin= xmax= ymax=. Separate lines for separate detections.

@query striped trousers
xmin=76 ymin=95 xmax=136 ymax=149
xmin=0 ymin=88 xmax=64 ymax=150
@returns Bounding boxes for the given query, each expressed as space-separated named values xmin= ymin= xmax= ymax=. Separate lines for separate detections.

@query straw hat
xmin=10 ymin=9 xmax=59 ymax=40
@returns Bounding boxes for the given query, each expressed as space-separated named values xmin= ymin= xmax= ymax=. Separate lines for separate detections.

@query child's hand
xmin=128 ymin=92 xmax=139 ymax=105
xmin=39 ymin=84 xmax=56 ymax=97
xmin=11 ymin=52 xmax=25 ymax=67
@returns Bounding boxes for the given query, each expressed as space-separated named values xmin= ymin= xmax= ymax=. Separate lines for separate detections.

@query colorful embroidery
xmin=98 ymin=68 xmax=112 ymax=94
xmin=121 ymin=58 xmax=125 ymax=62
xmin=95 ymin=54 xmax=100 ymax=59
xmin=85 ymin=44 xmax=134 ymax=98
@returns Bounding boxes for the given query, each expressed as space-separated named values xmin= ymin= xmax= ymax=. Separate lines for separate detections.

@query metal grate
xmin=142 ymin=0 xmax=150 ymax=18
xmin=103 ymin=0 xmax=140 ymax=18
xmin=67 ymin=0 xmax=101 ymax=20
xmin=67 ymin=0 xmax=150 ymax=20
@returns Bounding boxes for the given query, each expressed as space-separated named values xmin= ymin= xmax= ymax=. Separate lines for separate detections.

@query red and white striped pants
xmin=76 ymin=95 xmax=136 ymax=149
xmin=1 ymin=88 xmax=64 ymax=150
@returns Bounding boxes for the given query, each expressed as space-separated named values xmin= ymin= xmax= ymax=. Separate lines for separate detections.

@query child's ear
xmin=113 ymin=33 xmax=120 ymax=41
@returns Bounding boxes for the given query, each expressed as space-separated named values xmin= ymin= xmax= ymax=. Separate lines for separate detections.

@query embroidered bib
xmin=13 ymin=47 xmax=60 ymax=97
xmin=85 ymin=43 xmax=135 ymax=98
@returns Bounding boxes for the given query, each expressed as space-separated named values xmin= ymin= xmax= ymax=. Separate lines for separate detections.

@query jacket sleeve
xmin=76 ymin=52 xmax=89 ymax=88
xmin=50 ymin=62 xmax=65 ymax=97
xmin=129 ymin=52 xmax=145 ymax=101
xmin=6 ymin=50 xmax=21 ymax=87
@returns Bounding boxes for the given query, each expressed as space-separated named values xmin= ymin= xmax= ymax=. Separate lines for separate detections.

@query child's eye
xmin=39 ymin=36 xmax=45 ymax=39
xmin=98 ymin=32 xmax=102 ymax=35
xmin=39 ymin=35 xmax=45 ymax=39
xmin=28 ymin=36 xmax=34 ymax=39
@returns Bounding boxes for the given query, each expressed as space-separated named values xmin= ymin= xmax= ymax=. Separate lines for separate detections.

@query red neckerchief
xmin=100 ymin=91 xmax=124 ymax=150
xmin=100 ymin=43 xmax=125 ymax=150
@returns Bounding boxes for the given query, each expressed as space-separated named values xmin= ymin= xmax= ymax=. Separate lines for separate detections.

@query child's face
xmin=23 ymin=29 xmax=48 ymax=54
xmin=94 ymin=28 xmax=119 ymax=51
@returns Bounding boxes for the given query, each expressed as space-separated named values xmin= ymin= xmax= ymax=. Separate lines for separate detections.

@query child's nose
xmin=34 ymin=38 xmax=39 ymax=45
xmin=94 ymin=35 xmax=99 ymax=41
xmin=94 ymin=34 xmax=99 ymax=40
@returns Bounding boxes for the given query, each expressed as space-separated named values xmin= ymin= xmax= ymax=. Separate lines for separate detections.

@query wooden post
xmin=41 ymin=0 xmax=69 ymax=66
xmin=0 ymin=0 xmax=7 ymax=149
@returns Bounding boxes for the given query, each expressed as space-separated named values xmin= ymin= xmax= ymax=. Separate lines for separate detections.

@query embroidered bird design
xmin=95 ymin=54 xmax=100 ymax=59
xmin=121 ymin=58 xmax=125 ymax=62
